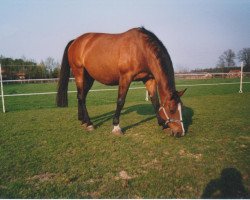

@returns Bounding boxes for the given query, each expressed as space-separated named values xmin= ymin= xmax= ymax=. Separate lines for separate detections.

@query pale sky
xmin=0 ymin=0 xmax=250 ymax=70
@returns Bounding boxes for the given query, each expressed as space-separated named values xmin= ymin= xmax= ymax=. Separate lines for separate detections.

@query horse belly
xmin=84 ymin=60 xmax=120 ymax=85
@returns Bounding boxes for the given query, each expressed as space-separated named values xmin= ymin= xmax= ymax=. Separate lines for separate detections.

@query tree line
xmin=217 ymin=48 xmax=250 ymax=70
xmin=192 ymin=48 xmax=250 ymax=73
xmin=0 ymin=55 xmax=61 ymax=80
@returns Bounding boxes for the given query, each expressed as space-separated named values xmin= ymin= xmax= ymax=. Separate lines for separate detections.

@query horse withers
xmin=57 ymin=27 xmax=186 ymax=137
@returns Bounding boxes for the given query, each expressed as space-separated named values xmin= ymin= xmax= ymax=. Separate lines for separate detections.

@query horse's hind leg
xmin=144 ymin=79 xmax=165 ymax=126
xmin=80 ymin=69 xmax=95 ymax=130
xmin=73 ymin=67 xmax=94 ymax=131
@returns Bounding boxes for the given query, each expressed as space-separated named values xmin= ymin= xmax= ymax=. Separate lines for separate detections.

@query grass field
xmin=0 ymin=78 xmax=250 ymax=198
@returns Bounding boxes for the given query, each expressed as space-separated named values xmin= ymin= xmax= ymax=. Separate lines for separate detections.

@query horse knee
xmin=77 ymin=92 xmax=87 ymax=105
xmin=117 ymin=98 xmax=125 ymax=107
xmin=76 ymin=88 xmax=81 ymax=99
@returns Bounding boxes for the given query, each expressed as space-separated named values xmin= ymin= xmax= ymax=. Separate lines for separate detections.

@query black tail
xmin=56 ymin=40 xmax=74 ymax=107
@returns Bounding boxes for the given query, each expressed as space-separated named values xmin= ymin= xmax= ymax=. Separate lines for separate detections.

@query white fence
xmin=2 ymin=72 xmax=250 ymax=84
xmin=2 ymin=78 xmax=75 ymax=84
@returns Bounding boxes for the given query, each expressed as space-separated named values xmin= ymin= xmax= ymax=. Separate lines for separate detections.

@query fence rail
xmin=2 ymin=72 xmax=250 ymax=84
xmin=1 ymin=82 xmax=250 ymax=98
xmin=2 ymin=78 xmax=75 ymax=83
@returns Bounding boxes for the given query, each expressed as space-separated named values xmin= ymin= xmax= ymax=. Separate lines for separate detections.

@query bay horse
xmin=57 ymin=27 xmax=186 ymax=137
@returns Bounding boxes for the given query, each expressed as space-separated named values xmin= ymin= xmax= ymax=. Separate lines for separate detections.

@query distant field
xmin=0 ymin=78 xmax=249 ymax=198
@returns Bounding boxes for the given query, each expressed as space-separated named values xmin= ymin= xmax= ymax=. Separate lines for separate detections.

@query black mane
xmin=138 ymin=27 xmax=175 ymax=91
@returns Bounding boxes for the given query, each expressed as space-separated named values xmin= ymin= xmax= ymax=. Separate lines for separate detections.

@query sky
xmin=0 ymin=0 xmax=250 ymax=71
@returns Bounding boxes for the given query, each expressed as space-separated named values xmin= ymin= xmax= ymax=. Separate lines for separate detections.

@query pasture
xmin=0 ymin=78 xmax=250 ymax=198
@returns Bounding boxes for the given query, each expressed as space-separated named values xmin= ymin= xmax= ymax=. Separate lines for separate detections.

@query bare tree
xmin=238 ymin=48 xmax=250 ymax=72
xmin=43 ymin=57 xmax=60 ymax=78
xmin=217 ymin=49 xmax=236 ymax=70
xmin=217 ymin=55 xmax=225 ymax=68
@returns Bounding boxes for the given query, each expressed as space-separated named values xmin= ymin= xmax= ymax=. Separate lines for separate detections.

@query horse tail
xmin=56 ymin=40 xmax=74 ymax=107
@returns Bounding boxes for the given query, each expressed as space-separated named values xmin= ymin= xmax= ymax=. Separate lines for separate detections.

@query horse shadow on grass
xmin=182 ymin=105 xmax=194 ymax=134
xmin=91 ymin=104 xmax=194 ymax=134
xmin=201 ymin=167 xmax=249 ymax=198
xmin=91 ymin=104 xmax=155 ymax=132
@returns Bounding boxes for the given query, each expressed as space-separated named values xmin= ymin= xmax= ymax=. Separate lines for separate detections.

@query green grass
xmin=0 ymin=78 xmax=250 ymax=198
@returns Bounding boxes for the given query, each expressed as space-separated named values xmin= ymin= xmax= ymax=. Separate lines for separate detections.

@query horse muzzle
xmin=171 ymin=129 xmax=185 ymax=137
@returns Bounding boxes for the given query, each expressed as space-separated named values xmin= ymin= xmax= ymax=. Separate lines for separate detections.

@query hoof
xmin=112 ymin=129 xmax=123 ymax=136
xmin=112 ymin=125 xmax=123 ymax=136
xmin=81 ymin=123 xmax=95 ymax=131
xmin=86 ymin=125 xmax=94 ymax=131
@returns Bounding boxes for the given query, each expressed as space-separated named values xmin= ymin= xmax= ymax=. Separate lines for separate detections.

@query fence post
xmin=239 ymin=62 xmax=243 ymax=93
xmin=145 ymin=90 xmax=149 ymax=101
xmin=0 ymin=64 xmax=6 ymax=113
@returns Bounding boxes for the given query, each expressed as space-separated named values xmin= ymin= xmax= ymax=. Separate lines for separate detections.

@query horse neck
xmin=158 ymin=79 xmax=174 ymax=105
xmin=149 ymin=59 xmax=176 ymax=104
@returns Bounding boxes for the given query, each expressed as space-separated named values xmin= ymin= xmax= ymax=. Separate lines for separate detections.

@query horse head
xmin=159 ymin=88 xmax=187 ymax=137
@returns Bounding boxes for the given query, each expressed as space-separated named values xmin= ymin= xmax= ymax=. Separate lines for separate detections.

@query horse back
xmin=68 ymin=28 xmax=149 ymax=85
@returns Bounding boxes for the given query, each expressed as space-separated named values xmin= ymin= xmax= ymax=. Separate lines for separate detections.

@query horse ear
xmin=177 ymin=88 xmax=187 ymax=97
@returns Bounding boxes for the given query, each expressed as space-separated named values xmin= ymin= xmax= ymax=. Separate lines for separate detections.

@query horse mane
xmin=138 ymin=27 xmax=176 ymax=91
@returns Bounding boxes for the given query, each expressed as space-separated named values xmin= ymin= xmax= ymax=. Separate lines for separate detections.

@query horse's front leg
xmin=112 ymin=76 xmax=132 ymax=135
xmin=144 ymin=79 xmax=165 ymax=126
